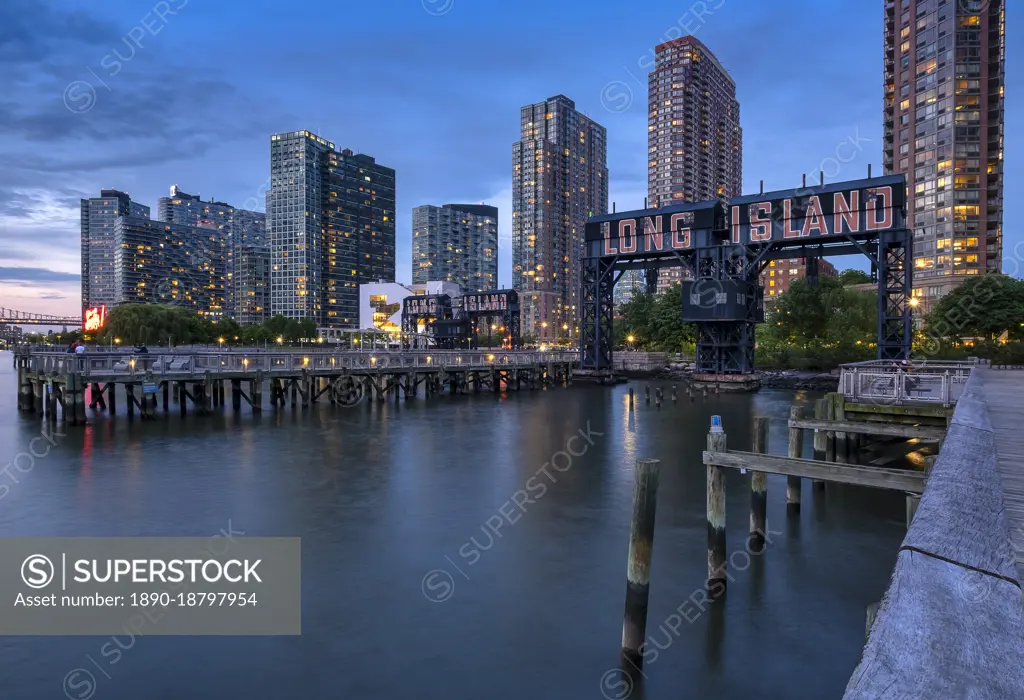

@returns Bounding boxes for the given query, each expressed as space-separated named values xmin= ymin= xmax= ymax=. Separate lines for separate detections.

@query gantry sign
xmin=580 ymin=174 xmax=911 ymax=373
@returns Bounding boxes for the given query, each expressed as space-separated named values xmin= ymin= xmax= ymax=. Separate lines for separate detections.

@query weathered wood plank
xmin=702 ymin=450 xmax=926 ymax=493
xmin=790 ymin=418 xmax=945 ymax=440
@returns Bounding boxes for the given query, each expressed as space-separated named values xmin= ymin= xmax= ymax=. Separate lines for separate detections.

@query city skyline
xmin=3 ymin=0 xmax=1021 ymax=318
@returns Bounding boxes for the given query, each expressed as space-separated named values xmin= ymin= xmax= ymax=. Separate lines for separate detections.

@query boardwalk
xmin=977 ymin=367 xmax=1024 ymax=583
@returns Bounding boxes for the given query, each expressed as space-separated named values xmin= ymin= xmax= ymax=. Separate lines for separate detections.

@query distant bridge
xmin=0 ymin=307 xmax=81 ymax=327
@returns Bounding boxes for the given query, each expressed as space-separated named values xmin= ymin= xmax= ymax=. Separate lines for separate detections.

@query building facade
xmin=883 ymin=0 xmax=1004 ymax=312
xmin=80 ymin=190 xmax=150 ymax=309
xmin=761 ymin=258 xmax=839 ymax=301
xmin=412 ymin=204 xmax=498 ymax=292
xmin=512 ymin=95 xmax=608 ymax=341
xmin=158 ymin=185 xmax=266 ymax=320
xmin=112 ymin=216 xmax=227 ymax=317
xmin=356 ymin=280 xmax=462 ymax=335
xmin=234 ymin=244 xmax=271 ymax=324
xmin=268 ymin=130 xmax=396 ymax=328
xmin=647 ymin=36 xmax=743 ymax=292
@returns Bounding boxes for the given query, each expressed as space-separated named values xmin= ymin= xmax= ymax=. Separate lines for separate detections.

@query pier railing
xmin=18 ymin=349 xmax=580 ymax=379
xmin=838 ymin=359 xmax=976 ymax=407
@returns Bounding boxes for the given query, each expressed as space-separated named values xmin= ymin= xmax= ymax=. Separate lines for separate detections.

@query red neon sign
xmin=83 ymin=305 xmax=106 ymax=332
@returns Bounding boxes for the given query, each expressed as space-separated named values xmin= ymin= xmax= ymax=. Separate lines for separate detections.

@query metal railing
xmin=839 ymin=359 xmax=979 ymax=407
xmin=19 ymin=349 xmax=580 ymax=379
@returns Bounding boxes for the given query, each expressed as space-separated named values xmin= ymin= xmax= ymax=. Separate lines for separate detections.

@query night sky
xmin=1 ymin=0 xmax=1019 ymax=316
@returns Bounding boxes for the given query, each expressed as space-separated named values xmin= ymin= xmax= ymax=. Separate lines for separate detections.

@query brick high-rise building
xmin=648 ymin=36 xmax=742 ymax=293
xmin=883 ymin=0 xmax=1004 ymax=313
xmin=512 ymin=95 xmax=608 ymax=342
xmin=761 ymin=258 xmax=839 ymax=302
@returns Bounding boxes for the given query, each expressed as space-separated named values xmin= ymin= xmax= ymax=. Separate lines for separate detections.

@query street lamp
xmin=276 ymin=336 xmax=283 ymax=345
xmin=627 ymin=334 xmax=635 ymax=351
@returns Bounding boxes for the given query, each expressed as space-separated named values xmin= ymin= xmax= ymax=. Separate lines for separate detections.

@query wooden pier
xmin=617 ymin=358 xmax=1023 ymax=696
xmin=13 ymin=349 xmax=579 ymax=425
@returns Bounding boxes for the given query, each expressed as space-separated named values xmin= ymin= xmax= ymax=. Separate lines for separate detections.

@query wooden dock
xmin=13 ymin=348 xmax=580 ymax=425
xmin=976 ymin=367 xmax=1024 ymax=583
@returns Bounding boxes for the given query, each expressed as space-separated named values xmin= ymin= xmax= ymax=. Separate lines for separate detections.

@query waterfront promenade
xmin=844 ymin=366 xmax=1024 ymax=697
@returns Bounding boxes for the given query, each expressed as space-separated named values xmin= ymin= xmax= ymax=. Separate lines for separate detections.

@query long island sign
xmin=585 ymin=175 xmax=907 ymax=258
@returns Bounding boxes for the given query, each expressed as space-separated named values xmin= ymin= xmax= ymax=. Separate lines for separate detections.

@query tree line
xmin=617 ymin=269 xmax=1024 ymax=369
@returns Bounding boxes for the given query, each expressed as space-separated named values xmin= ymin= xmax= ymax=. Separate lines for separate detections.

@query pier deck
xmin=977 ymin=367 xmax=1024 ymax=583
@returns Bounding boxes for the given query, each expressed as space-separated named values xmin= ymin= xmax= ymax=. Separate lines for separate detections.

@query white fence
xmin=839 ymin=359 xmax=977 ymax=407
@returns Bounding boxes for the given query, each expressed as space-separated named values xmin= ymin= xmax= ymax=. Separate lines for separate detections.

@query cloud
xmin=0 ymin=267 xmax=81 ymax=283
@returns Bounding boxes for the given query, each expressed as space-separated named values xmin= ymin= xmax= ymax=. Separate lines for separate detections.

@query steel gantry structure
xmin=580 ymin=174 xmax=912 ymax=375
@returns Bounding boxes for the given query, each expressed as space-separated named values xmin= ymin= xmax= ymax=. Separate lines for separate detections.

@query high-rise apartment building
xmin=883 ymin=0 xmax=1004 ymax=312
xmin=158 ymin=185 xmax=233 ymax=232
xmin=411 ymin=204 xmax=498 ymax=292
xmin=647 ymin=36 xmax=742 ymax=292
xmin=234 ymin=244 xmax=271 ymax=324
xmin=512 ymin=95 xmax=608 ymax=341
xmin=158 ymin=185 xmax=266 ymax=319
xmin=268 ymin=130 xmax=396 ymax=328
xmin=112 ymin=216 xmax=227 ymax=317
xmin=81 ymin=190 xmax=150 ymax=309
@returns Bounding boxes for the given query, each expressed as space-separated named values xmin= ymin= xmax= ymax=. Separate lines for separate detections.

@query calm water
xmin=0 ymin=352 xmax=905 ymax=699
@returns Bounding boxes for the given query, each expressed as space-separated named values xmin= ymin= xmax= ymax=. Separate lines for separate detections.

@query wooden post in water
xmin=126 ymin=385 xmax=135 ymax=421
xmin=671 ymin=385 xmax=677 ymax=402
xmin=644 ymin=384 xmax=650 ymax=403
xmin=707 ymin=416 xmax=727 ymax=595
xmin=46 ymin=381 xmax=57 ymax=422
xmin=787 ymin=405 xmax=803 ymax=515
xmin=178 ymin=382 xmax=187 ymax=417
xmin=252 ymin=377 xmax=263 ymax=413
xmin=906 ymin=493 xmax=921 ymax=528
xmin=824 ymin=397 xmax=836 ymax=463
xmin=621 ymin=458 xmax=661 ymax=668
xmin=107 ymin=383 xmax=116 ymax=415
xmin=750 ymin=416 xmax=769 ymax=552
xmin=628 ymin=387 xmax=634 ymax=411
xmin=19 ymin=373 xmax=33 ymax=412
xmin=74 ymin=377 xmax=87 ymax=425
xmin=812 ymin=399 xmax=826 ymax=490
xmin=163 ymin=383 xmax=169 ymax=413
xmin=832 ymin=393 xmax=848 ymax=464
xmin=231 ymin=380 xmax=242 ymax=411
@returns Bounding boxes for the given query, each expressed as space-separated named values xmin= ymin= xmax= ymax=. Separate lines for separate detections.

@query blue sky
xmin=1 ymin=0 xmax=1019 ymax=315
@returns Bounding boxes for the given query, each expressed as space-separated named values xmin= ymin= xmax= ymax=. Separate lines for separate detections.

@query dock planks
xmin=977 ymin=368 xmax=1024 ymax=583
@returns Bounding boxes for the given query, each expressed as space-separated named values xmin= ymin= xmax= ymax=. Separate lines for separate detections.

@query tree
xmin=838 ymin=269 xmax=872 ymax=286
xmin=925 ymin=275 xmax=1024 ymax=341
xmin=617 ymin=287 xmax=695 ymax=353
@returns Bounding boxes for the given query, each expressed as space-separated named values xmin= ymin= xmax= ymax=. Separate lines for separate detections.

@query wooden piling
xmin=73 ymin=376 xmax=86 ymax=425
xmin=628 ymin=387 xmax=634 ymax=410
xmin=126 ymin=385 xmax=135 ymax=420
xmin=252 ymin=377 xmax=263 ymax=413
xmin=218 ymin=380 xmax=225 ymax=407
xmin=707 ymin=416 xmax=728 ymax=595
xmin=824 ymin=397 xmax=836 ymax=463
xmin=671 ymin=385 xmax=677 ymax=402
xmin=812 ymin=399 xmax=826 ymax=490
xmin=644 ymin=384 xmax=650 ymax=403
xmin=178 ymin=382 xmax=187 ymax=417
xmin=832 ymin=393 xmax=848 ymax=464
xmin=19 ymin=374 xmax=33 ymax=412
xmin=787 ymin=405 xmax=803 ymax=515
xmin=621 ymin=458 xmax=661 ymax=668
xmin=231 ymin=379 xmax=241 ymax=411
xmin=46 ymin=382 xmax=57 ymax=422
xmin=906 ymin=493 xmax=920 ymax=528
xmin=750 ymin=416 xmax=769 ymax=552
xmin=163 ymin=383 xmax=169 ymax=412
xmin=34 ymin=379 xmax=44 ymax=415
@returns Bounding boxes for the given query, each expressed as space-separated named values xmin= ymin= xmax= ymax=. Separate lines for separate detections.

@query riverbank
xmin=619 ymin=366 xmax=840 ymax=391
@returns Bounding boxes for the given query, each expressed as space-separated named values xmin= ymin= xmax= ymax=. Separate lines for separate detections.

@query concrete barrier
xmin=844 ymin=372 xmax=1024 ymax=698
